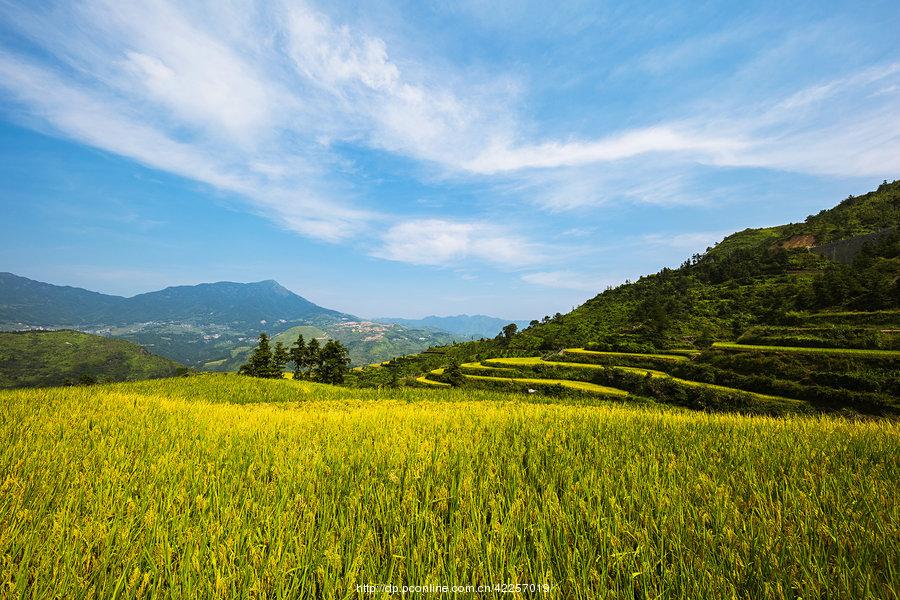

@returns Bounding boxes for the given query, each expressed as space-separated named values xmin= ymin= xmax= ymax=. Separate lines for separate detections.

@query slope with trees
xmin=0 ymin=330 xmax=187 ymax=388
xmin=239 ymin=333 xmax=351 ymax=384
xmin=351 ymin=181 xmax=900 ymax=415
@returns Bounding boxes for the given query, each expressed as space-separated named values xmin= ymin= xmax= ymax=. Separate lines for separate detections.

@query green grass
xmin=563 ymin=348 xmax=689 ymax=361
xmin=789 ymin=310 xmax=900 ymax=326
xmin=0 ymin=375 xmax=897 ymax=598
xmin=713 ymin=342 xmax=900 ymax=359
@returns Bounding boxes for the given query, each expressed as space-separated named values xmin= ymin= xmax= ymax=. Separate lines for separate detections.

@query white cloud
xmin=521 ymin=270 xmax=617 ymax=292
xmin=0 ymin=51 xmax=368 ymax=242
xmin=374 ymin=219 xmax=540 ymax=267
xmin=505 ymin=163 xmax=716 ymax=211
xmin=0 ymin=0 xmax=898 ymax=269
xmin=465 ymin=62 xmax=900 ymax=178
xmin=0 ymin=0 xmax=520 ymax=246
xmin=280 ymin=3 xmax=512 ymax=167
xmin=682 ymin=62 xmax=900 ymax=177
xmin=463 ymin=126 xmax=745 ymax=174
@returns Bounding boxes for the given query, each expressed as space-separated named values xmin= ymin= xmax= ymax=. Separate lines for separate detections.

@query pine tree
xmin=239 ymin=333 xmax=273 ymax=377
xmin=316 ymin=340 xmax=350 ymax=384
xmin=289 ymin=334 xmax=307 ymax=380
xmin=271 ymin=342 xmax=289 ymax=378
xmin=305 ymin=337 xmax=321 ymax=381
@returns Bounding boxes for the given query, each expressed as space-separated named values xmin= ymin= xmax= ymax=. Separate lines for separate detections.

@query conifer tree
xmin=271 ymin=342 xmax=289 ymax=378
xmin=317 ymin=340 xmax=350 ymax=384
xmin=289 ymin=334 xmax=307 ymax=379
xmin=305 ymin=337 xmax=321 ymax=380
xmin=239 ymin=332 xmax=273 ymax=377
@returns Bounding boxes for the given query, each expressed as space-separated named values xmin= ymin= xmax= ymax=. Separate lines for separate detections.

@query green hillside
xmin=0 ymin=330 xmax=188 ymax=388
xmin=506 ymin=180 xmax=898 ymax=352
xmin=350 ymin=181 xmax=900 ymax=416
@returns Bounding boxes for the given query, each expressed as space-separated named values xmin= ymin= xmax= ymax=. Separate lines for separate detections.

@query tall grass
xmin=1 ymin=374 xmax=897 ymax=598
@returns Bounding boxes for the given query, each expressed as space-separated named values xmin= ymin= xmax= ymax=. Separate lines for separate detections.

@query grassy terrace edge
xmin=713 ymin=342 xmax=900 ymax=358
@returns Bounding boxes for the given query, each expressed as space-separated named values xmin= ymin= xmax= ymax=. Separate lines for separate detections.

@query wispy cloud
xmin=0 ymin=2 xmax=378 ymax=241
xmin=374 ymin=219 xmax=541 ymax=267
xmin=462 ymin=127 xmax=746 ymax=174
xmin=0 ymin=0 xmax=898 ymax=270
xmin=465 ymin=62 xmax=900 ymax=178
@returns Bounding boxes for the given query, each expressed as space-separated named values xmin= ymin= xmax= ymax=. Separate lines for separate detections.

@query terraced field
xmin=464 ymin=373 xmax=629 ymax=396
xmin=429 ymin=354 xmax=803 ymax=413
xmin=420 ymin=312 xmax=899 ymax=416
xmin=562 ymin=348 xmax=689 ymax=362
xmin=483 ymin=358 xmax=800 ymax=404
xmin=712 ymin=342 xmax=900 ymax=358
xmin=415 ymin=375 xmax=449 ymax=387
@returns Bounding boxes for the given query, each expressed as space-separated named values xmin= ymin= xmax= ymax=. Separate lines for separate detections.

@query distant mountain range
xmin=0 ymin=274 xmax=472 ymax=368
xmin=374 ymin=315 xmax=531 ymax=339
xmin=0 ymin=274 xmax=346 ymax=326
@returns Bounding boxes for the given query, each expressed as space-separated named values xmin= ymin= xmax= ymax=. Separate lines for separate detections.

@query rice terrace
xmin=1 ymin=1 xmax=899 ymax=598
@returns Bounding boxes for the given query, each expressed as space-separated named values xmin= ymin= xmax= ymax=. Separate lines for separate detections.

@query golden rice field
xmin=1 ymin=374 xmax=898 ymax=599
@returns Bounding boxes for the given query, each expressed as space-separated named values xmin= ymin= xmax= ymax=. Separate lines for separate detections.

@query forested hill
xmin=0 ymin=330 xmax=187 ymax=388
xmin=351 ymin=180 xmax=899 ymax=390
xmin=510 ymin=179 xmax=899 ymax=353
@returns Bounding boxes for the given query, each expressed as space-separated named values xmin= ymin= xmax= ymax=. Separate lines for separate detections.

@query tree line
xmin=239 ymin=333 xmax=351 ymax=384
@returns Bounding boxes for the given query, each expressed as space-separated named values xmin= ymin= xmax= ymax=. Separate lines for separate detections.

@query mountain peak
xmin=252 ymin=279 xmax=288 ymax=290
xmin=1 ymin=273 xmax=350 ymax=326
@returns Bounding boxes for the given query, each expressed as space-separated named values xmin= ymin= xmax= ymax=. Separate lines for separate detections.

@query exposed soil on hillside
xmin=780 ymin=234 xmax=817 ymax=249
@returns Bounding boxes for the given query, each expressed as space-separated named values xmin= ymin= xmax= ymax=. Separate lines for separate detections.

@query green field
xmin=1 ymin=374 xmax=897 ymax=598
xmin=713 ymin=342 xmax=900 ymax=359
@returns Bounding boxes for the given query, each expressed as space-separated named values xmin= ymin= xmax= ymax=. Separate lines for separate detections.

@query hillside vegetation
xmin=1 ymin=374 xmax=897 ymax=598
xmin=351 ymin=181 xmax=900 ymax=416
xmin=0 ymin=330 xmax=187 ymax=388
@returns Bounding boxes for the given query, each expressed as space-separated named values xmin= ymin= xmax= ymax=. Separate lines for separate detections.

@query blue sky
xmin=1 ymin=1 xmax=898 ymax=319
